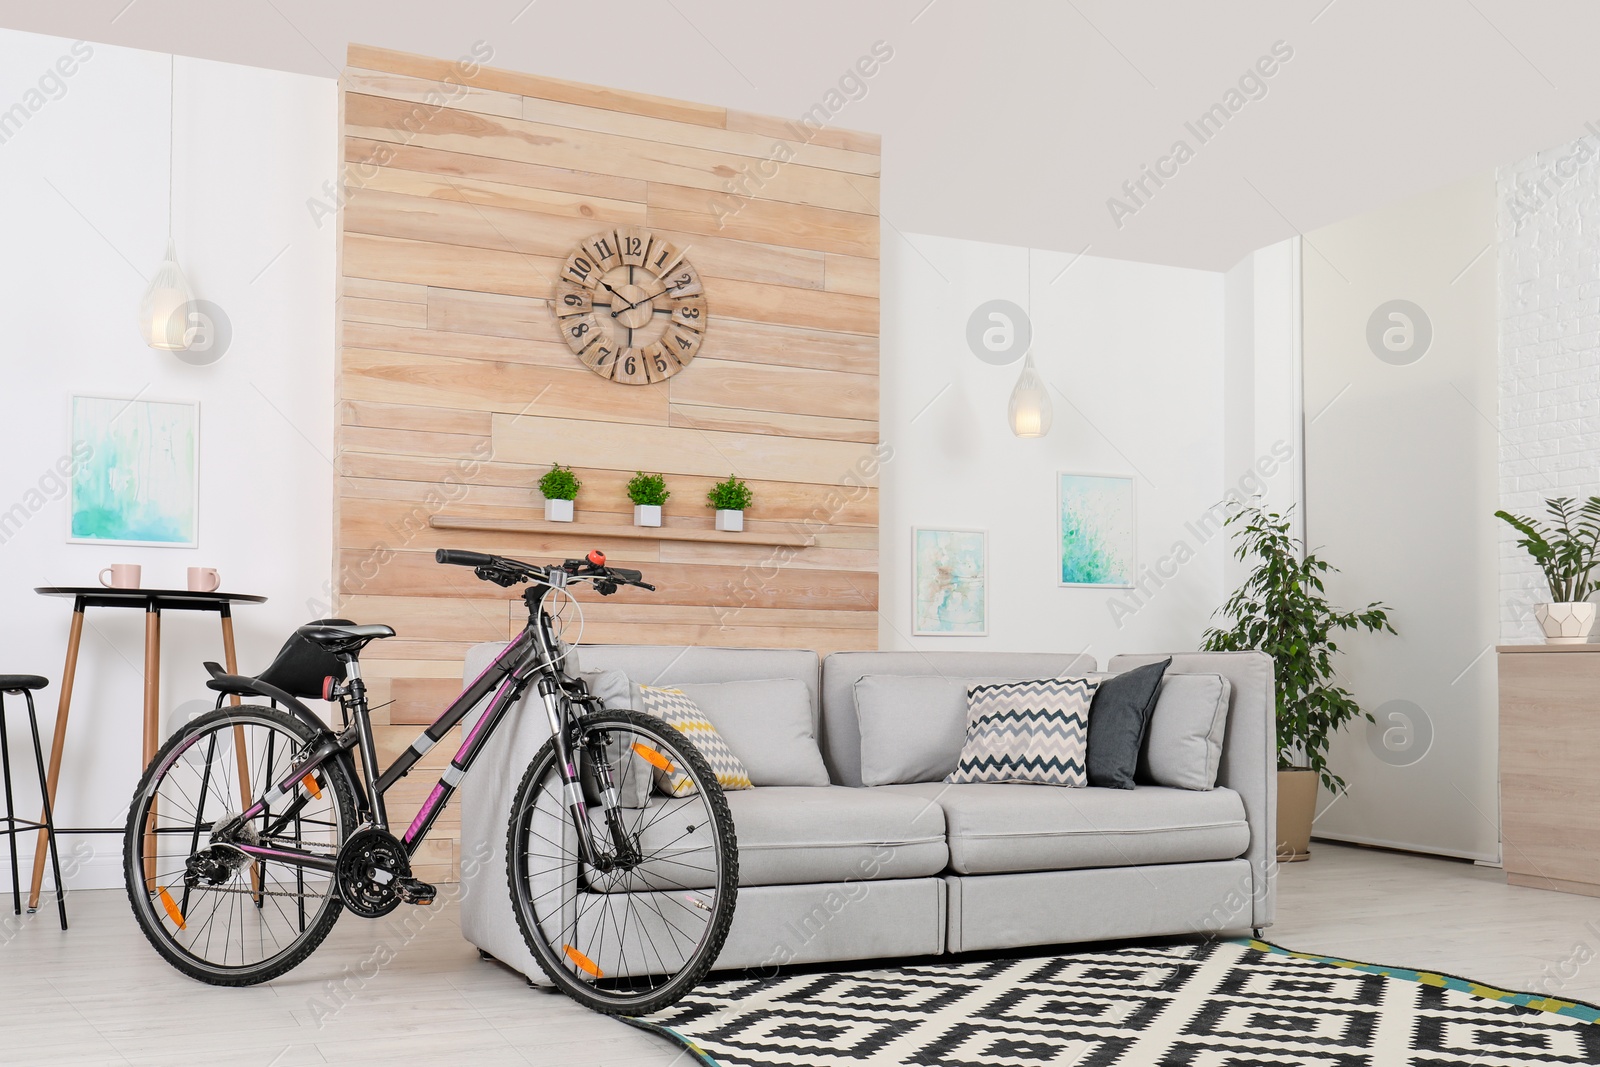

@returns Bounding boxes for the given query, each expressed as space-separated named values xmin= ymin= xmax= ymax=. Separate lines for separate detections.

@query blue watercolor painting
xmin=913 ymin=528 xmax=987 ymax=635
xmin=1059 ymin=473 xmax=1134 ymax=587
xmin=70 ymin=396 xmax=198 ymax=546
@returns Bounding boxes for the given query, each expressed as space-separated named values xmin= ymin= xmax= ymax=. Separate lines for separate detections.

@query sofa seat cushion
xmin=725 ymin=786 xmax=948 ymax=887
xmin=882 ymin=782 xmax=1249 ymax=875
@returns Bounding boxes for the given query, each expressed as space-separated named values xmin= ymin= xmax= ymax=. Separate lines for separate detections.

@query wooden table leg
xmin=221 ymin=614 xmax=260 ymax=903
xmin=142 ymin=606 xmax=160 ymax=890
xmin=29 ymin=607 xmax=83 ymax=910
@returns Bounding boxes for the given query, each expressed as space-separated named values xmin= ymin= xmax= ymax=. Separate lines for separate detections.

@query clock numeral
xmin=586 ymin=233 xmax=621 ymax=271
xmin=617 ymin=227 xmax=650 ymax=267
xmin=665 ymin=265 xmax=702 ymax=298
xmin=664 ymin=324 xmax=704 ymax=364
xmin=565 ymin=254 xmax=597 ymax=286
xmin=561 ymin=313 xmax=602 ymax=355
xmin=554 ymin=284 xmax=592 ymax=317
xmin=613 ymin=346 xmax=652 ymax=385
xmin=647 ymin=237 xmax=680 ymax=275
xmin=671 ymin=297 xmax=707 ymax=330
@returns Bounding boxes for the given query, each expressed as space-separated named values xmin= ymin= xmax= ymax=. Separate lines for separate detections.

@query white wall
xmin=1301 ymin=173 xmax=1501 ymax=862
xmin=880 ymin=232 xmax=1238 ymax=661
xmin=0 ymin=29 xmax=336 ymax=888
xmin=1497 ymin=137 xmax=1600 ymax=639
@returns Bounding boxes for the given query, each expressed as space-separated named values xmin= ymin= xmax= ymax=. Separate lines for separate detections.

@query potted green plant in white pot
xmin=707 ymin=475 xmax=752 ymax=532
xmin=1495 ymin=496 xmax=1600 ymax=643
xmin=1202 ymin=503 xmax=1395 ymax=863
xmin=627 ymin=472 xmax=670 ymax=528
xmin=539 ymin=463 xmax=580 ymax=522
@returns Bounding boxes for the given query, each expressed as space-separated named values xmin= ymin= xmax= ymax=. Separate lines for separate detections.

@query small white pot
xmin=633 ymin=504 xmax=662 ymax=527
xmin=715 ymin=509 xmax=744 ymax=532
xmin=1537 ymin=601 xmax=1597 ymax=644
xmin=544 ymin=498 xmax=574 ymax=523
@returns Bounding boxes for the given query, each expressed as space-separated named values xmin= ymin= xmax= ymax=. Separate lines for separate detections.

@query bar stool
xmin=0 ymin=676 xmax=66 ymax=929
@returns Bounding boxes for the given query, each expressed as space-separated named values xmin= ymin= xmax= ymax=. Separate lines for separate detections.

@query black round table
xmin=29 ymin=587 xmax=267 ymax=907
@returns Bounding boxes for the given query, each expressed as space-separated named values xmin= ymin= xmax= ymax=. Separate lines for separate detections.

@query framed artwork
xmin=912 ymin=527 xmax=987 ymax=636
xmin=69 ymin=395 xmax=199 ymax=547
xmin=1058 ymin=472 xmax=1135 ymax=588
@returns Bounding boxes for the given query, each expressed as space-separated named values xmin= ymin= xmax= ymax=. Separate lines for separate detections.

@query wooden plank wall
xmin=335 ymin=45 xmax=882 ymax=879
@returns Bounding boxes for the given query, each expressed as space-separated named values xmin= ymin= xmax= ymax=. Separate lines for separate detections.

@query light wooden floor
xmin=3 ymin=842 xmax=1595 ymax=1066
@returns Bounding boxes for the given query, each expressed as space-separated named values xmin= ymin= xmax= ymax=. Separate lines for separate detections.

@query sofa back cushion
xmin=822 ymin=651 xmax=1098 ymax=787
xmin=576 ymin=645 xmax=822 ymax=729
xmin=671 ymin=678 xmax=831 ymax=787
xmin=853 ymin=675 xmax=1018 ymax=785
xmin=1138 ymin=673 xmax=1232 ymax=790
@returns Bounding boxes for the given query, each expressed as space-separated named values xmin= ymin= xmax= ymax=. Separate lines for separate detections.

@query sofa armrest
xmin=1108 ymin=650 xmax=1276 ymax=931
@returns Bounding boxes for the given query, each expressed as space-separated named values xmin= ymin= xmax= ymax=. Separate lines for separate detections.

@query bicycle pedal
xmin=397 ymin=877 xmax=437 ymax=906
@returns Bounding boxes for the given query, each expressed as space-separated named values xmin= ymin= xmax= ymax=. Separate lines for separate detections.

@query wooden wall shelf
xmin=428 ymin=514 xmax=813 ymax=548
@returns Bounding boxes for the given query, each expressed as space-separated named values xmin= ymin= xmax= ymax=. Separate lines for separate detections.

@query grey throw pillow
xmin=853 ymin=675 xmax=1021 ymax=785
xmin=1086 ymin=658 xmax=1171 ymax=789
xmin=669 ymin=678 xmax=830 ymax=787
xmin=946 ymin=677 xmax=1097 ymax=786
xmin=1138 ymin=673 xmax=1232 ymax=790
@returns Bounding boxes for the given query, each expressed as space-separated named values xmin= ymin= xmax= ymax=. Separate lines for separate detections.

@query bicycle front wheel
xmin=123 ymin=705 xmax=356 ymax=985
xmin=507 ymin=709 xmax=738 ymax=1015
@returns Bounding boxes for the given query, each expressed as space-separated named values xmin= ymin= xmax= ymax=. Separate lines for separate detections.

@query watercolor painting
xmin=69 ymin=396 xmax=198 ymax=547
xmin=913 ymin=527 xmax=987 ymax=635
xmin=1058 ymin=473 xmax=1134 ymax=587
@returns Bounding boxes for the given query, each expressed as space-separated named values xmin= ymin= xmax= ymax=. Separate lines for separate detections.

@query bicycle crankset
xmin=336 ymin=827 xmax=411 ymax=918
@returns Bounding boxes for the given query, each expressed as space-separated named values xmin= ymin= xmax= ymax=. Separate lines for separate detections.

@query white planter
xmin=544 ymin=498 xmax=574 ymax=522
xmin=633 ymin=504 xmax=662 ymax=527
xmin=1537 ymin=601 xmax=1597 ymax=644
xmin=715 ymin=509 xmax=744 ymax=532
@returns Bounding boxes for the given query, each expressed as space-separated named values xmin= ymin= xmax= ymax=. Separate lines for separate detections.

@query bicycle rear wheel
xmin=507 ymin=709 xmax=738 ymax=1015
xmin=123 ymin=705 xmax=356 ymax=985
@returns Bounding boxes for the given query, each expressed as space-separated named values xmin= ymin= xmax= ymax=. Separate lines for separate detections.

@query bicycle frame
xmin=216 ymin=581 xmax=593 ymax=877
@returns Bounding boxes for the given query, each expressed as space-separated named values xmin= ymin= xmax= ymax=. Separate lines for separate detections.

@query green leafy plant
xmin=706 ymin=476 xmax=753 ymax=512
xmin=1201 ymin=503 xmax=1395 ymax=793
xmin=1494 ymin=496 xmax=1600 ymax=602
xmin=626 ymin=472 xmax=671 ymax=507
xmin=538 ymin=463 xmax=581 ymax=501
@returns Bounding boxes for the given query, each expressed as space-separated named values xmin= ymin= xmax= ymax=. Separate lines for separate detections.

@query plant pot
xmin=715 ymin=509 xmax=744 ymax=532
xmin=544 ymin=498 xmax=574 ymax=523
xmin=1536 ymin=601 xmax=1597 ymax=644
xmin=1277 ymin=768 xmax=1317 ymax=863
xmin=633 ymin=504 xmax=662 ymax=527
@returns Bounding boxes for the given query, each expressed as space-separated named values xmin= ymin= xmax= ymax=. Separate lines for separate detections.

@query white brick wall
xmin=1497 ymin=137 xmax=1600 ymax=639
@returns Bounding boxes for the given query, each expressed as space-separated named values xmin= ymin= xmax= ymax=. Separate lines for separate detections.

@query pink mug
xmin=187 ymin=567 xmax=221 ymax=592
xmin=98 ymin=564 xmax=141 ymax=589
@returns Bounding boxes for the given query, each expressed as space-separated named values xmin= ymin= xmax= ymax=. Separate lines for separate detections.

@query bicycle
xmin=122 ymin=548 xmax=739 ymax=1015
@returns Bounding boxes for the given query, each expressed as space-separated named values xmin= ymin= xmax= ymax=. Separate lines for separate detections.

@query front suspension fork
xmin=541 ymin=680 xmax=635 ymax=867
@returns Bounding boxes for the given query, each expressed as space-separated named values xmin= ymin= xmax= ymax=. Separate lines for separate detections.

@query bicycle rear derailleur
xmin=336 ymin=827 xmax=436 ymax=917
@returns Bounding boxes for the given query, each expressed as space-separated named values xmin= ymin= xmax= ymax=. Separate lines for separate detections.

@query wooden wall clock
xmin=553 ymin=228 xmax=708 ymax=384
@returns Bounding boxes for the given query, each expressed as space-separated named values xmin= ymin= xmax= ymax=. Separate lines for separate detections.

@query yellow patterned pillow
xmin=637 ymin=685 xmax=753 ymax=794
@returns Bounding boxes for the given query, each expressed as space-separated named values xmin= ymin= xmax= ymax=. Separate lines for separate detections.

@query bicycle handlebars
xmin=433 ymin=548 xmax=655 ymax=593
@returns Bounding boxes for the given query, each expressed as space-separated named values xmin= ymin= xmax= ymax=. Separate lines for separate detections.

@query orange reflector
xmin=563 ymin=944 xmax=603 ymax=978
xmin=631 ymin=742 xmax=673 ymax=773
xmin=301 ymin=774 xmax=322 ymax=799
xmin=157 ymin=887 xmax=187 ymax=930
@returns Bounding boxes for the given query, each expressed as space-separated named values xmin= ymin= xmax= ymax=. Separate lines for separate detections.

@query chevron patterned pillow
xmin=946 ymin=676 xmax=1098 ymax=786
xmin=637 ymin=685 xmax=753 ymax=795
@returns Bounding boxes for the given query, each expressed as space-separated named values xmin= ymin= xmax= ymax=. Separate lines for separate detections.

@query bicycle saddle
xmin=296 ymin=622 xmax=396 ymax=654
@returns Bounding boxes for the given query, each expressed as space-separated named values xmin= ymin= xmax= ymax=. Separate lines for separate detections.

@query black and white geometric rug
xmin=627 ymin=939 xmax=1600 ymax=1066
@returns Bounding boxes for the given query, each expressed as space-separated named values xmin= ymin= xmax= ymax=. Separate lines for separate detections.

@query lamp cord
xmin=167 ymin=53 xmax=174 ymax=240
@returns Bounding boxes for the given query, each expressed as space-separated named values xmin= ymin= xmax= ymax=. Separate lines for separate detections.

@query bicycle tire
xmin=506 ymin=709 xmax=738 ymax=1015
xmin=123 ymin=704 xmax=357 ymax=986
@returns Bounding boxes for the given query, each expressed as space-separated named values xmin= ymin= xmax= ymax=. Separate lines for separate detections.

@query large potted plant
xmin=1202 ymin=503 xmax=1395 ymax=862
xmin=1495 ymin=496 xmax=1600 ymax=643
xmin=538 ymin=463 xmax=580 ymax=522
xmin=627 ymin=472 xmax=670 ymax=528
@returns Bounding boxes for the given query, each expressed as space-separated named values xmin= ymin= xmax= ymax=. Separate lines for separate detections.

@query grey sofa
xmin=456 ymin=645 xmax=1276 ymax=981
